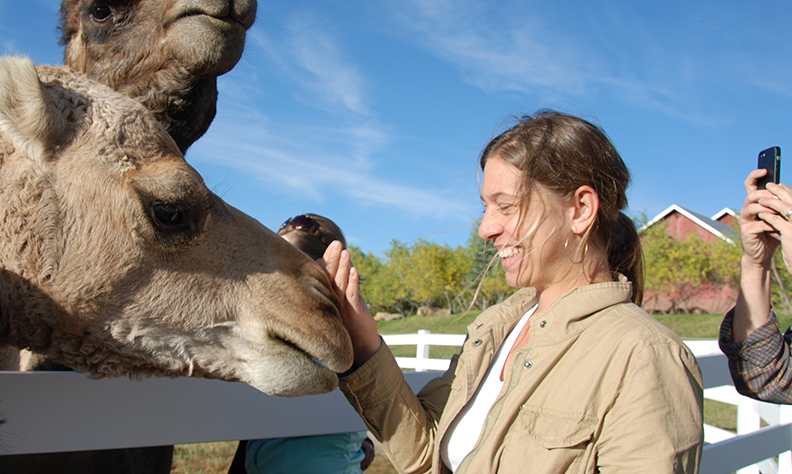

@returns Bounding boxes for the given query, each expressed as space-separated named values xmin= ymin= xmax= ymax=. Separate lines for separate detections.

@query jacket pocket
xmin=517 ymin=406 xmax=598 ymax=449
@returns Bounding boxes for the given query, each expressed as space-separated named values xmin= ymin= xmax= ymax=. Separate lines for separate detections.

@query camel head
xmin=0 ymin=56 xmax=353 ymax=397
xmin=58 ymin=0 xmax=258 ymax=154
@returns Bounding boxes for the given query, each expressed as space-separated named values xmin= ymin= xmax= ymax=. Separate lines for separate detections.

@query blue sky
xmin=2 ymin=0 xmax=791 ymax=256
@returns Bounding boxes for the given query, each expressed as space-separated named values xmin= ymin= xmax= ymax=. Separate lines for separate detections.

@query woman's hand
xmin=321 ymin=241 xmax=381 ymax=369
xmin=739 ymin=169 xmax=783 ymax=270
xmin=758 ymin=179 xmax=792 ymax=270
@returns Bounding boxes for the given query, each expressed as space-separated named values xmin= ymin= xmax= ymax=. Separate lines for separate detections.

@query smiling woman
xmin=324 ymin=110 xmax=705 ymax=474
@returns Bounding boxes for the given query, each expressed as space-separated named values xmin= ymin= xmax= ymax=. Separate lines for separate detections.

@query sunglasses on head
xmin=279 ymin=215 xmax=331 ymax=246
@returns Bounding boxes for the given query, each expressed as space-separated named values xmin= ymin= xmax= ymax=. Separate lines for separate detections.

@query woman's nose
xmin=478 ymin=211 xmax=497 ymax=241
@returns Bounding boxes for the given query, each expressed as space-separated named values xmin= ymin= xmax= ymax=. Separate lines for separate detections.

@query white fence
xmin=0 ymin=333 xmax=791 ymax=474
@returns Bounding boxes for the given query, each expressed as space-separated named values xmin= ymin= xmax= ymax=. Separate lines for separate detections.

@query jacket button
xmin=540 ymin=321 xmax=546 ymax=328
xmin=524 ymin=361 xmax=532 ymax=369
xmin=473 ymin=339 xmax=483 ymax=346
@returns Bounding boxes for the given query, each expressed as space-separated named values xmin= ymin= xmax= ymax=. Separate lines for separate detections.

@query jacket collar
xmin=469 ymin=276 xmax=633 ymax=346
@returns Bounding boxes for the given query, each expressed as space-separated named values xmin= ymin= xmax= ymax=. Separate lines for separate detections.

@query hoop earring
xmin=564 ymin=234 xmax=587 ymax=265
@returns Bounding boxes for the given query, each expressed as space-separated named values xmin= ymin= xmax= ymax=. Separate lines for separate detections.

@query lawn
xmin=171 ymin=309 xmax=777 ymax=473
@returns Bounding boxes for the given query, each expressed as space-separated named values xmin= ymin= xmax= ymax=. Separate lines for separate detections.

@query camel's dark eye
xmin=153 ymin=203 xmax=184 ymax=227
xmin=90 ymin=4 xmax=113 ymax=22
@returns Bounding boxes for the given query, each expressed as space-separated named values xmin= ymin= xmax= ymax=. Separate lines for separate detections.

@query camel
xmin=10 ymin=0 xmax=258 ymax=374
xmin=58 ymin=0 xmax=257 ymax=154
xmin=0 ymin=56 xmax=353 ymax=395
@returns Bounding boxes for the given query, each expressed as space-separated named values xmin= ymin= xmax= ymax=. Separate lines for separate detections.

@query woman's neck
xmin=535 ymin=255 xmax=613 ymax=312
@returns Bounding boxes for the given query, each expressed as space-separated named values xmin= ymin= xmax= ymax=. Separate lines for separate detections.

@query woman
xmin=323 ymin=111 xmax=704 ymax=473
xmin=719 ymin=170 xmax=792 ymax=403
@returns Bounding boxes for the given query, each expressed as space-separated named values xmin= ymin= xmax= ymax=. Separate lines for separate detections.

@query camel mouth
xmin=271 ymin=330 xmax=351 ymax=374
xmin=168 ymin=4 xmax=256 ymax=31
xmin=164 ymin=12 xmax=248 ymax=36
xmin=181 ymin=12 xmax=245 ymax=28
xmin=240 ymin=336 xmax=342 ymax=397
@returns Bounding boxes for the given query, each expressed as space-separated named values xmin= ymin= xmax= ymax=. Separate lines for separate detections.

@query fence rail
xmin=1 ymin=333 xmax=790 ymax=474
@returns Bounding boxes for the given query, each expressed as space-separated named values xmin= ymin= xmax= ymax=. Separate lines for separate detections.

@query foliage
xmin=349 ymin=225 xmax=514 ymax=315
xmin=641 ymin=225 xmax=741 ymax=313
xmin=461 ymin=226 xmax=515 ymax=310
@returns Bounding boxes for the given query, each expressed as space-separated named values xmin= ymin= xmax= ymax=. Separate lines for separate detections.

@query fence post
xmin=416 ymin=330 xmax=431 ymax=372
xmin=781 ymin=405 xmax=792 ymax=474
xmin=737 ymin=396 xmax=762 ymax=474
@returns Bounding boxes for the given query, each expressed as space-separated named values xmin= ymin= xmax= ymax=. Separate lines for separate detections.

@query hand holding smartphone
xmin=757 ymin=146 xmax=781 ymax=189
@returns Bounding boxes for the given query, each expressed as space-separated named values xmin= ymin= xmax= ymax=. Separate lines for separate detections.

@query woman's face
xmin=478 ymin=157 xmax=572 ymax=290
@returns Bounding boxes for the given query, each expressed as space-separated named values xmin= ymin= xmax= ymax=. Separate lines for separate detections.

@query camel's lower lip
xmin=275 ymin=335 xmax=345 ymax=373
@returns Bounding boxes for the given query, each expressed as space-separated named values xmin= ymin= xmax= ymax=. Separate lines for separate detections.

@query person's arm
xmin=720 ymin=310 xmax=792 ymax=403
xmin=322 ymin=241 xmax=459 ymax=472
xmin=720 ymin=169 xmax=792 ymax=403
xmin=731 ymin=170 xmax=792 ymax=341
xmin=596 ymin=342 xmax=703 ymax=473
xmin=322 ymin=241 xmax=455 ymax=471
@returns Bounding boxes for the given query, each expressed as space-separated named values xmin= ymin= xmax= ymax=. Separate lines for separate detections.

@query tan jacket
xmin=340 ymin=281 xmax=704 ymax=473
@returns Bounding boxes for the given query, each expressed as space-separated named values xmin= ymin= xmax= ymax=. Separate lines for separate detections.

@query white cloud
xmin=375 ymin=0 xmax=729 ymax=127
xmin=189 ymin=119 xmax=472 ymax=219
xmin=248 ymin=12 xmax=370 ymax=117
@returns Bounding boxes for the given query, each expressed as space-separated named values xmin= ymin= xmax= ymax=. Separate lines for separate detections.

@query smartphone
xmin=757 ymin=146 xmax=781 ymax=189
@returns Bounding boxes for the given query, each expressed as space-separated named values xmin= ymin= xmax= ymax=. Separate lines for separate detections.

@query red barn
xmin=640 ymin=204 xmax=740 ymax=314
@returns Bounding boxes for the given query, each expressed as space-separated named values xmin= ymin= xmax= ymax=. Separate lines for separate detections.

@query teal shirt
xmin=246 ymin=432 xmax=367 ymax=474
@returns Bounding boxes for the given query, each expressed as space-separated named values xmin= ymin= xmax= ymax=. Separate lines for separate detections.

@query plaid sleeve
xmin=719 ymin=308 xmax=792 ymax=404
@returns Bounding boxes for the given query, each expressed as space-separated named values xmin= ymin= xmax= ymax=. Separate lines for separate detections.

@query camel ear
xmin=0 ymin=56 xmax=66 ymax=162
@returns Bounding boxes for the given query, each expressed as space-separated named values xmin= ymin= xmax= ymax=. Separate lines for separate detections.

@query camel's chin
xmin=167 ymin=16 xmax=247 ymax=75
xmin=244 ymin=353 xmax=340 ymax=397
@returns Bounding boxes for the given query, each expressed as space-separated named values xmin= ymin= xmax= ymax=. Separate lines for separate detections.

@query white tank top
xmin=440 ymin=305 xmax=537 ymax=471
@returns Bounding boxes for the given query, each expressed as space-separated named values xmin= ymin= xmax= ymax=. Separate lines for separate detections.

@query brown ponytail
xmin=604 ymin=212 xmax=644 ymax=304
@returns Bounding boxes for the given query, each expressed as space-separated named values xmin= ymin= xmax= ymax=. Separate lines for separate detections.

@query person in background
xmin=720 ymin=170 xmax=792 ymax=403
xmin=322 ymin=110 xmax=704 ymax=473
xmin=228 ymin=214 xmax=375 ymax=474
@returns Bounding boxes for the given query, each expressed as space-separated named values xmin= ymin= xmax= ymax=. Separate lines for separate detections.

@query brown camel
xmin=0 ymin=55 xmax=353 ymax=393
xmin=58 ymin=0 xmax=257 ymax=154
xmin=12 ymin=0 xmax=257 ymax=373
xmin=0 ymin=57 xmax=352 ymax=473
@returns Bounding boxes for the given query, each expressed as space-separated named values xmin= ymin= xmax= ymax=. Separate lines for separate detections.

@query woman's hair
xmin=277 ymin=213 xmax=346 ymax=260
xmin=479 ymin=110 xmax=644 ymax=304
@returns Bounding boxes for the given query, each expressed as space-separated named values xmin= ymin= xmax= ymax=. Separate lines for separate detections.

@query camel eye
xmin=153 ymin=203 xmax=184 ymax=227
xmin=90 ymin=4 xmax=113 ymax=22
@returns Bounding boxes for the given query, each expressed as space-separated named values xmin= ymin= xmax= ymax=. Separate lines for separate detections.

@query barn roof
xmin=711 ymin=207 xmax=739 ymax=222
xmin=639 ymin=204 xmax=740 ymax=244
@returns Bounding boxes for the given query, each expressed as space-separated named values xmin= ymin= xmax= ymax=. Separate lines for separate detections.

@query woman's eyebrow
xmin=481 ymin=191 xmax=515 ymax=202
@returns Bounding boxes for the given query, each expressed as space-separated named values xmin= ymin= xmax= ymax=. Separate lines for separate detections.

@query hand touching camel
xmin=322 ymin=241 xmax=382 ymax=370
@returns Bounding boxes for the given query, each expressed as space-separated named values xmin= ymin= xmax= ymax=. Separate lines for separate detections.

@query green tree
xmin=462 ymin=223 xmax=515 ymax=310
xmin=348 ymin=225 xmax=518 ymax=316
xmin=348 ymin=243 xmax=405 ymax=315
xmin=642 ymin=225 xmax=741 ymax=313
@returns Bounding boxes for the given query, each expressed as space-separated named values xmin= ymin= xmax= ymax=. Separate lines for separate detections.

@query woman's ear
xmin=570 ymin=185 xmax=599 ymax=235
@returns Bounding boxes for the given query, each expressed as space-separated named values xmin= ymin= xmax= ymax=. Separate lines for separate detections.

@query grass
xmin=171 ymin=442 xmax=238 ymax=474
xmin=172 ymin=309 xmax=775 ymax=473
